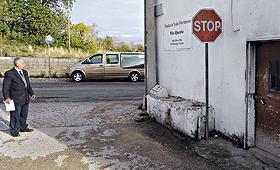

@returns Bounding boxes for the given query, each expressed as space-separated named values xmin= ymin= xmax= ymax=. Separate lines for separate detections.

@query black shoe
xmin=20 ymin=129 xmax=34 ymax=132
xmin=11 ymin=133 xmax=20 ymax=137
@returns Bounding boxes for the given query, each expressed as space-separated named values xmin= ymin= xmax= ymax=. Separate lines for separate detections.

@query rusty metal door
xmin=255 ymin=41 xmax=280 ymax=157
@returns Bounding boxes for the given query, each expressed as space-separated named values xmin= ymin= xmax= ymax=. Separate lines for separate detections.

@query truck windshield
xmin=120 ymin=54 xmax=144 ymax=68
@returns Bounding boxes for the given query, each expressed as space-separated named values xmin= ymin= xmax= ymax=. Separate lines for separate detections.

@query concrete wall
xmin=0 ymin=57 xmax=79 ymax=77
xmin=147 ymin=0 xmax=280 ymax=145
xmin=147 ymin=94 xmax=215 ymax=139
xmin=144 ymin=0 xmax=157 ymax=92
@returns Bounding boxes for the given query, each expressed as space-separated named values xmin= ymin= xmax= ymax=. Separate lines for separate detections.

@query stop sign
xmin=192 ymin=9 xmax=223 ymax=43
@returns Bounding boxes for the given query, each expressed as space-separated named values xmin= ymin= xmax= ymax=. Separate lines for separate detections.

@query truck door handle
xmin=99 ymin=64 xmax=103 ymax=67
xmin=260 ymin=97 xmax=266 ymax=106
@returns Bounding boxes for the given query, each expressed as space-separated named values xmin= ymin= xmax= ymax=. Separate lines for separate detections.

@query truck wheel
xmin=129 ymin=72 xmax=140 ymax=82
xmin=72 ymin=72 xmax=84 ymax=82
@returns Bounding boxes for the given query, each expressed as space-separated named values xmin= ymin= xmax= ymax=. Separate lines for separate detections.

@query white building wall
xmin=154 ymin=0 xmax=280 ymax=140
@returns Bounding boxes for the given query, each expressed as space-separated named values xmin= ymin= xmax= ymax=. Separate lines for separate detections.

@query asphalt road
xmin=23 ymin=79 xmax=145 ymax=103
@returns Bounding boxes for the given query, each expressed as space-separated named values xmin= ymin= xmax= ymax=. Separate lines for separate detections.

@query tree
xmin=70 ymin=23 xmax=100 ymax=53
xmin=0 ymin=0 xmax=142 ymax=55
xmin=0 ymin=0 xmax=75 ymax=46
xmin=104 ymin=36 xmax=116 ymax=51
xmin=41 ymin=0 xmax=76 ymax=10
xmin=129 ymin=42 xmax=135 ymax=51
xmin=88 ymin=23 xmax=101 ymax=40
xmin=117 ymin=42 xmax=132 ymax=52
xmin=95 ymin=36 xmax=118 ymax=52
xmin=137 ymin=43 xmax=144 ymax=52
xmin=95 ymin=37 xmax=105 ymax=52
xmin=0 ymin=1 xmax=11 ymax=38
xmin=71 ymin=23 xmax=91 ymax=40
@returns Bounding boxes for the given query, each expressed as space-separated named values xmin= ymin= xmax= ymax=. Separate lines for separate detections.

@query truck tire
xmin=72 ymin=71 xmax=84 ymax=82
xmin=129 ymin=72 xmax=140 ymax=82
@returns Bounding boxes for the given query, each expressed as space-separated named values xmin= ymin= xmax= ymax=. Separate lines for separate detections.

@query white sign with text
xmin=164 ymin=16 xmax=192 ymax=51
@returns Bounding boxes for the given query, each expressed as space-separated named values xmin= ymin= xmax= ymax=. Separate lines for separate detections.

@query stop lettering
xmin=194 ymin=20 xmax=221 ymax=32
xmin=192 ymin=9 xmax=223 ymax=43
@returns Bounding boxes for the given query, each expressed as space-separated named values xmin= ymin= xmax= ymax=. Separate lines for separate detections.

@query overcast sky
xmin=71 ymin=0 xmax=144 ymax=45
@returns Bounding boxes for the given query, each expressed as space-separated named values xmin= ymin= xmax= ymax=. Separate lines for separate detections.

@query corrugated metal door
xmin=255 ymin=41 xmax=280 ymax=157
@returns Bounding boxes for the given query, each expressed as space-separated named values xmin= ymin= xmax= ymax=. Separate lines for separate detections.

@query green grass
xmin=0 ymin=44 xmax=91 ymax=59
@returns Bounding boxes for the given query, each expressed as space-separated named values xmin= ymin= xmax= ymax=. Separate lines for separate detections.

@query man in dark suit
xmin=2 ymin=57 xmax=36 ymax=137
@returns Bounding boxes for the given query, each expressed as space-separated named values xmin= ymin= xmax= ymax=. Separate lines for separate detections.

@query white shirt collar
xmin=15 ymin=67 xmax=21 ymax=71
xmin=14 ymin=67 xmax=23 ymax=75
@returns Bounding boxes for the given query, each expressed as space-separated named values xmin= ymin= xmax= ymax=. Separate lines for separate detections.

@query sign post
xmin=205 ymin=42 xmax=209 ymax=139
xmin=45 ymin=35 xmax=54 ymax=77
xmin=192 ymin=9 xmax=223 ymax=139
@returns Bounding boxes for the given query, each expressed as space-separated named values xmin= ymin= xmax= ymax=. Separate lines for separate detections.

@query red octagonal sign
xmin=192 ymin=9 xmax=223 ymax=43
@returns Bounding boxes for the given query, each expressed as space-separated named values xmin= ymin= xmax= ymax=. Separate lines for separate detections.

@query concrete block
xmin=147 ymin=94 xmax=215 ymax=139
xmin=149 ymin=84 xmax=168 ymax=98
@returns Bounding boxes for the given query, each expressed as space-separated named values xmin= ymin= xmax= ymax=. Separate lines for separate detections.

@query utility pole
xmin=68 ymin=0 xmax=71 ymax=52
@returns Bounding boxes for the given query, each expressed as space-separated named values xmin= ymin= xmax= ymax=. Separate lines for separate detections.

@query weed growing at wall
xmin=30 ymin=71 xmax=46 ymax=78
xmin=0 ymin=44 xmax=90 ymax=59
xmin=29 ymin=71 xmax=67 ymax=78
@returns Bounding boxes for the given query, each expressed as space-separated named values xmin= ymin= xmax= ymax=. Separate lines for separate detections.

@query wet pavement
xmin=0 ymin=101 xmax=279 ymax=169
xmin=0 ymin=79 xmax=279 ymax=169
xmin=0 ymin=101 xmax=212 ymax=169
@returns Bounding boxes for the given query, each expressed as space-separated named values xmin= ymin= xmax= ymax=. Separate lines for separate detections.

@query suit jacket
xmin=2 ymin=68 xmax=34 ymax=106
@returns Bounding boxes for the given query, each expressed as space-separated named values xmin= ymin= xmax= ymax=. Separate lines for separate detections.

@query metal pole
xmin=48 ymin=44 xmax=51 ymax=77
xmin=144 ymin=0 xmax=147 ymax=109
xmin=68 ymin=0 xmax=71 ymax=52
xmin=205 ymin=43 xmax=209 ymax=140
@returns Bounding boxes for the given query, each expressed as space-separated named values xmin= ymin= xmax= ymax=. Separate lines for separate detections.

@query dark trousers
xmin=10 ymin=104 xmax=29 ymax=134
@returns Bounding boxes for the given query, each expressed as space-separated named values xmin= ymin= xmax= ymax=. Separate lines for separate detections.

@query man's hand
xmin=5 ymin=98 xmax=11 ymax=104
xmin=31 ymin=95 xmax=35 ymax=100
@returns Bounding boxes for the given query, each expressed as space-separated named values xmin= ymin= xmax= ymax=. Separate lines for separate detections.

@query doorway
xmin=254 ymin=41 xmax=280 ymax=157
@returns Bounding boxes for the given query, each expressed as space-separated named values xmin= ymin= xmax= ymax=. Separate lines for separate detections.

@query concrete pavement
xmin=193 ymin=136 xmax=280 ymax=169
xmin=0 ymin=100 xmax=279 ymax=169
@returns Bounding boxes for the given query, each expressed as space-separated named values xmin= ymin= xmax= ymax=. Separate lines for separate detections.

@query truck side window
xmin=90 ymin=55 xmax=102 ymax=64
xmin=106 ymin=54 xmax=119 ymax=64
xmin=120 ymin=54 xmax=145 ymax=68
